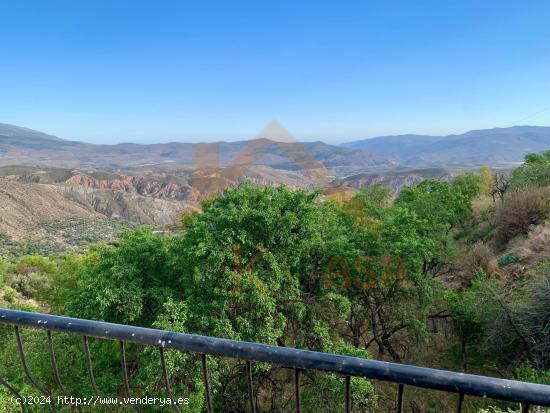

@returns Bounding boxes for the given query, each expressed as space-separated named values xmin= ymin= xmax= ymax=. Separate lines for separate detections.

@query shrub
xmin=11 ymin=271 xmax=51 ymax=299
xmin=510 ymin=150 xmax=550 ymax=189
xmin=492 ymin=186 xmax=550 ymax=246
xmin=1 ymin=286 xmax=16 ymax=303
xmin=462 ymin=242 xmax=497 ymax=277
xmin=497 ymin=253 xmax=521 ymax=267
xmin=456 ymin=223 xmax=495 ymax=243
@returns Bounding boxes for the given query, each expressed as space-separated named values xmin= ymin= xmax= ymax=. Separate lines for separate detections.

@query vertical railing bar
xmin=294 ymin=368 xmax=302 ymax=413
xmin=47 ymin=331 xmax=82 ymax=413
xmin=201 ymin=353 xmax=214 ymax=413
xmin=120 ymin=341 xmax=142 ymax=413
xmin=82 ymin=336 xmax=113 ymax=413
xmin=159 ymin=347 xmax=182 ymax=413
xmin=0 ymin=376 xmax=27 ymax=413
xmin=396 ymin=383 xmax=404 ymax=413
xmin=246 ymin=360 xmax=256 ymax=413
xmin=456 ymin=392 xmax=464 ymax=413
xmin=521 ymin=403 xmax=530 ymax=413
xmin=15 ymin=326 xmax=56 ymax=412
xmin=344 ymin=375 xmax=351 ymax=413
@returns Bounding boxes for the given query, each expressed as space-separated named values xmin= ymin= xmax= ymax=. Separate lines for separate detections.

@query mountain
xmin=5 ymin=123 xmax=550 ymax=173
xmin=0 ymin=123 xmax=391 ymax=175
xmin=0 ymin=123 xmax=65 ymax=143
xmin=342 ymin=126 xmax=550 ymax=167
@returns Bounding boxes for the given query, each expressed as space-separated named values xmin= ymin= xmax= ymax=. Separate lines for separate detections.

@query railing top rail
xmin=1 ymin=308 xmax=550 ymax=407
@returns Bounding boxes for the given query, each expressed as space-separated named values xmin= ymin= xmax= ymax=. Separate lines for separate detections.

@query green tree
xmin=69 ymin=227 xmax=177 ymax=326
xmin=395 ymin=179 xmax=472 ymax=277
xmin=479 ymin=166 xmax=496 ymax=197
xmin=333 ymin=188 xmax=438 ymax=360
xmin=510 ymin=150 xmax=550 ymax=188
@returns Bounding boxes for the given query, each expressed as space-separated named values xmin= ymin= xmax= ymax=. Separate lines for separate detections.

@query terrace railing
xmin=1 ymin=308 xmax=549 ymax=412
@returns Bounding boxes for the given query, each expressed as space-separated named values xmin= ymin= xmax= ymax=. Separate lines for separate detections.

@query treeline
xmin=1 ymin=152 xmax=549 ymax=412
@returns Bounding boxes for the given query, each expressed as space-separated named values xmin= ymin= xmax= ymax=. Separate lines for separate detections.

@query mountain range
xmin=342 ymin=126 xmax=550 ymax=167
xmin=2 ymin=122 xmax=550 ymax=256
xmin=2 ymin=123 xmax=550 ymax=173
xmin=0 ymin=123 xmax=390 ymax=175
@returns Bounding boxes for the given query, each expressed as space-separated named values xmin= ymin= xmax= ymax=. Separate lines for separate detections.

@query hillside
xmin=0 ymin=123 xmax=391 ymax=175
xmin=5 ymin=122 xmax=550 ymax=172
xmin=343 ymin=126 xmax=550 ymax=167
xmin=0 ymin=179 xmax=99 ymax=239
xmin=0 ymin=176 xmax=187 ymax=257
xmin=338 ymin=167 xmax=457 ymax=195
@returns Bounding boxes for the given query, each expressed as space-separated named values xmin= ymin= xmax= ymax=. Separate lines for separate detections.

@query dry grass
xmin=461 ymin=241 xmax=498 ymax=279
xmin=492 ymin=187 xmax=550 ymax=247
xmin=497 ymin=220 xmax=550 ymax=281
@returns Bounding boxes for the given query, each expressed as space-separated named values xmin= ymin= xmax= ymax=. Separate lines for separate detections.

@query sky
xmin=1 ymin=1 xmax=550 ymax=144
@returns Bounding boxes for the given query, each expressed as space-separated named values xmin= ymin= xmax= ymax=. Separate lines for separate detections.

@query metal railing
xmin=1 ymin=308 xmax=549 ymax=412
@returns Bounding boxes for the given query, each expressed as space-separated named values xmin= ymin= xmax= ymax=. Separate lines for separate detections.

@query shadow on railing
xmin=1 ymin=308 xmax=549 ymax=412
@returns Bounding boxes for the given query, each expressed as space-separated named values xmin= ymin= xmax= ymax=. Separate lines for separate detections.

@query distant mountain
xmin=0 ymin=123 xmax=391 ymax=175
xmin=4 ymin=123 xmax=550 ymax=174
xmin=342 ymin=126 xmax=550 ymax=167
xmin=0 ymin=123 xmax=65 ymax=142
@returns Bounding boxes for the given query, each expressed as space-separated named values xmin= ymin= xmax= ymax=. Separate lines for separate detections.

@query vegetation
xmin=0 ymin=151 xmax=549 ymax=412
xmin=0 ymin=218 xmax=131 ymax=259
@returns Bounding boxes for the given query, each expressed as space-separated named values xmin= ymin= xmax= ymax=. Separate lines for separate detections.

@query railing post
xmin=0 ymin=376 xmax=26 ymax=413
xmin=201 ymin=353 xmax=214 ymax=413
xmin=159 ymin=347 xmax=182 ymax=413
xmin=120 ymin=341 xmax=142 ymax=412
xmin=397 ymin=383 xmax=404 ymax=413
xmin=47 ymin=331 xmax=82 ymax=413
xmin=15 ymin=326 xmax=56 ymax=412
xmin=344 ymin=375 xmax=351 ymax=413
xmin=83 ymin=336 xmax=113 ymax=413
xmin=294 ymin=368 xmax=302 ymax=413
xmin=456 ymin=392 xmax=464 ymax=413
xmin=246 ymin=360 xmax=256 ymax=413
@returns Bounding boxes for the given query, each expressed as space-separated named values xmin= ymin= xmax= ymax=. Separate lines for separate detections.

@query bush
xmin=455 ymin=223 xmax=494 ymax=243
xmin=1 ymin=286 xmax=16 ymax=303
xmin=510 ymin=150 xmax=550 ymax=189
xmin=497 ymin=253 xmax=521 ymax=267
xmin=462 ymin=242 xmax=497 ymax=277
xmin=11 ymin=271 xmax=51 ymax=299
xmin=493 ymin=186 xmax=550 ymax=246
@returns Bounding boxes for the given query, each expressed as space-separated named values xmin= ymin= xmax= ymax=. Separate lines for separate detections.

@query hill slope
xmin=0 ymin=123 xmax=390 ymax=174
xmin=343 ymin=126 xmax=550 ymax=167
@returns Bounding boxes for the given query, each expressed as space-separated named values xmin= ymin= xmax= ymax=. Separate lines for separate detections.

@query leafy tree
xmin=333 ymin=188 xmax=437 ymax=360
xmin=453 ymin=172 xmax=483 ymax=203
xmin=479 ymin=166 xmax=496 ymax=197
xmin=510 ymin=150 xmax=550 ymax=188
xmin=170 ymin=183 xmax=347 ymax=345
xmin=69 ymin=227 xmax=177 ymax=326
xmin=444 ymin=270 xmax=501 ymax=369
xmin=395 ymin=179 xmax=473 ymax=277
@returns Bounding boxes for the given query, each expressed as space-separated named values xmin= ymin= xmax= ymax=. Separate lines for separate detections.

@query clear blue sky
xmin=1 ymin=1 xmax=550 ymax=144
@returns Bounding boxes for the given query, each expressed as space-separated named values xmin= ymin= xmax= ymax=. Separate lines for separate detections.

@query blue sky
xmin=1 ymin=1 xmax=550 ymax=144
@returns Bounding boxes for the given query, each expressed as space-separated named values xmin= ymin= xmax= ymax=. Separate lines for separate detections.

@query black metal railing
xmin=1 ymin=308 xmax=549 ymax=412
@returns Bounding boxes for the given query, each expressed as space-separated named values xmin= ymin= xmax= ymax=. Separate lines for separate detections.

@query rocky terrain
xmin=338 ymin=167 xmax=458 ymax=195
xmin=0 ymin=163 xmax=328 ymax=256
xmin=0 ymin=179 xmax=131 ymax=257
